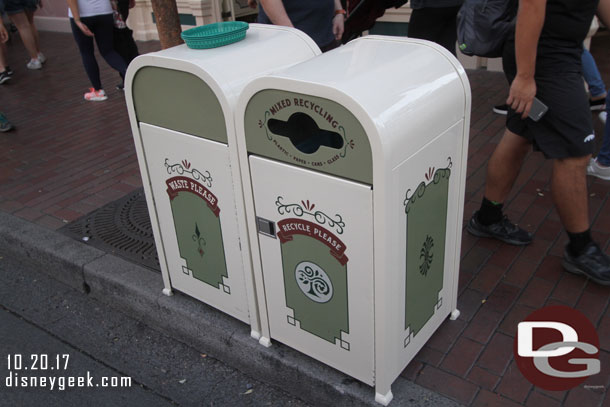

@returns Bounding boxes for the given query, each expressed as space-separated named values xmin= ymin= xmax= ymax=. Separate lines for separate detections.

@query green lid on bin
xmin=181 ymin=22 xmax=249 ymax=49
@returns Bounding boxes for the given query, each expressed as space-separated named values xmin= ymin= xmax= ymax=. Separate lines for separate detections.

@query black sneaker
xmin=5 ymin=66 xmax=13 ymax=76
xmin=116 ymin=82 xmax=124 ymax=91
xmin=0 ymin=71 xmax=10 ymax=84
xmin=493 ymin=104 xmax=508 ymax=115
xmin=563 ymin=242 xmax=610 ymax=286
xmin=467 ymin=211 xmax=533 ymax=245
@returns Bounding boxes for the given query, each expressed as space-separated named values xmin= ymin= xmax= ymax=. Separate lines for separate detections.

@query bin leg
xmin=162 ymin=288 xmax=173 ymax=296
xmin=258 ymin=336 xmax=272 ymax=348
xmin=450 ymin=309 xmax=461 ymax=320
xmin=375 ymin=387 xmax=393 ymax=406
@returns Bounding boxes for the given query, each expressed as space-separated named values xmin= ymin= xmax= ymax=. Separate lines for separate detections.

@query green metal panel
xmin=404 ymin=164 xmax=451 ymax=337
xmin=244 ymin=89 xmax=373 ymax=185
xmin=167 ymin=179 xmax=229 ymax=290
xmin=132 ymin=66 xmax=228 ymax=144
xmin=279 ymin=223 xmax=349 ymax=347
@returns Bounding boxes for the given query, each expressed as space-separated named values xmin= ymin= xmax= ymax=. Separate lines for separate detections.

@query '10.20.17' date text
xmin=6 ymin=354 xmax=70 ymax=371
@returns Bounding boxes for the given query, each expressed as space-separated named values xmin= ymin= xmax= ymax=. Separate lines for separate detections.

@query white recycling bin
xmin=124 ymin=24 xmax=320 ymax=339
xmin=235 ymin=36 xmax=471 ymax=405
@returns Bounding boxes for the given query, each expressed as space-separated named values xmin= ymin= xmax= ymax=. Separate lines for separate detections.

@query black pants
xmin=114 ymin=27 xmax=139 ymax=66
xmin=408 ymin=6 xmax=461 ymax=56
xmin=70 ymin=14 xmax=128 ymax=90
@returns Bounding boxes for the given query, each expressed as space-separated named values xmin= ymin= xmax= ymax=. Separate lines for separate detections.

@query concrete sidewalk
xmin=1 ymin=30 xmax=609 ymax=406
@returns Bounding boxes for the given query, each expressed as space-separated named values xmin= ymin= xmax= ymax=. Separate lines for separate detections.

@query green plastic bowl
xmin=181 ymin=22 xmax=249 ymax=49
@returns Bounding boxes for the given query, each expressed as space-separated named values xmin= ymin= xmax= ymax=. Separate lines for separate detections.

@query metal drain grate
xmin=60 ymin=188 xmax=160 ymax=271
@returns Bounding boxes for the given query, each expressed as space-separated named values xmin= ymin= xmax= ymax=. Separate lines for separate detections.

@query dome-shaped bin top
xmin=238 ymin=36 xmax=471 ymax=185
xmin=125 ymin=24 xmax=321 ymax=144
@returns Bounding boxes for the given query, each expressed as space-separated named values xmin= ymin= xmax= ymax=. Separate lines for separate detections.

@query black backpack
xmin=457 ymin=0 xmax=518 ymax=58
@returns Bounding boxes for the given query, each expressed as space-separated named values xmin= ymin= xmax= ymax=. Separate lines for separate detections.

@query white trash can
xmin=236 ymin=36 xmax=471 ymax=405
xmin=124 ymin=24 xmax=320 ymax=340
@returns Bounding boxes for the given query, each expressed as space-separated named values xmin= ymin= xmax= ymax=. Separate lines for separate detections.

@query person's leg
xmin=437 ymin=6 xmax=461 ymax=56
xmin=0 ymin=41 xmax=9 ymax=83
xmin=24 ymin=8 xmax=43 ymax=60
xmin=408 ymin=8 xmax=446 ymax=46
xmin=557 ymin=154 xmax=610 ymax=284
xmin=70 ymin=17 xmax=102 ymax=90
xmin=89 ymin=14 xmax=128 ymax=78
xmin=7 ymin=11 xmax=38 ymax=60
xmin=467 ymin=129 xmax=533 ymax=245
xmin=0 ymin=41 xmax=8 ymax=73
xmin=483 ymin=129 xmax=531 ymax=203
xmin=581 ymin=48 xmax=606 ymax=101
xmin=596 ymin=93 xmax=610 ymax=166
xmin=551 ymin=156 xmax=590 ymax=234
xmin=586 ymin=84 xmax=610 ymax=178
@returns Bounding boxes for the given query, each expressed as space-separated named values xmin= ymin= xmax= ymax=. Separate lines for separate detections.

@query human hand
xmin=332 ymin=14 xmax=344 ymax=40
xmin=76 ymin=20 xmax=94 ymax=37
xmin=507 ymin=75 xmax=536 ymax=119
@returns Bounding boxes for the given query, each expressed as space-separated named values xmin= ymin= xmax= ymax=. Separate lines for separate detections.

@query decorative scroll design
xmin=338 ymin=125 xmax=355 ymax=158
xmin=404 ymin=157 xmax=452 ymax=214
xmin=276 ymin=197 xmax=345 ymax=235
xmin=259 ymin=111 xmax=273 ymax=140
xmin=164 ymin=158 xmax=213 ymax=188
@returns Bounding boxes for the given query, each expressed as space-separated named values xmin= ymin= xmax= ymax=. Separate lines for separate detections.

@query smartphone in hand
xmin=528 ymin=97 xmax=548 ymax=122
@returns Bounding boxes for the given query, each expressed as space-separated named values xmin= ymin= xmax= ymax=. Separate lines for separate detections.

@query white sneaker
xmin=587 ymin=158 xmax=610 ymax=180
xmin=600 ymin=111 xmax=607 ymax=125
xmin=27 ymin=58 xmax=42 ymax=70
xmin=84 ymin=88 xmax=107 ymax=102
xmin=37 ymin=52 xmax=46 ymax=64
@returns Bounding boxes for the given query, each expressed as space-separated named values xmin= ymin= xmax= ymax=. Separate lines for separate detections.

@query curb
xmin=0 ymin=211 xmax=460 ymax=407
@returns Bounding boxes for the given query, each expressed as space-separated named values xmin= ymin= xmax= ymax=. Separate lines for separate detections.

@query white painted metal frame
xmin=140 ymin=123 xmax=251 ymax=322
xmin=125 ymin=24 xmax=320 ymax=340
xmin=249 ymin=157 xmax=375 ymax=385
xmin=235 ymin=36 xmax=471 ymax=404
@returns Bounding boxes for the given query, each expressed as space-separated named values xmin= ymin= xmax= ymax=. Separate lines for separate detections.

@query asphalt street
xmin=0 ymin=253 xmax=310 ymax=407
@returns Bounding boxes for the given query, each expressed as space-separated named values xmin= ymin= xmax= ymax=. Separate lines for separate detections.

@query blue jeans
xmin=582 ymin=48 xmax=606 ymax=98
xmin=597 ymin=93 xmax=610 ymax=166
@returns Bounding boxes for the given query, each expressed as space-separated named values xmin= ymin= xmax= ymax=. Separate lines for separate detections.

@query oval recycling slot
xmin=268 ymin=112 xmax=344 ymax=154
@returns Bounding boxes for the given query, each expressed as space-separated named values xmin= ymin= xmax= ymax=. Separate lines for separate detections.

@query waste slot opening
xmin=268 ymin=112 xmax=343 ymax=154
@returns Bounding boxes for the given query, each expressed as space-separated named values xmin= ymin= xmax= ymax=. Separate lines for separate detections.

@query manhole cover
xmin=60 ymin=188 xmax=160 ymax=271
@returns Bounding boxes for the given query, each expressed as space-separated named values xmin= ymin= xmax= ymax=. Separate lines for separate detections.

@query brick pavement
xmin=1 ymin=29 xmax=609 ymax=406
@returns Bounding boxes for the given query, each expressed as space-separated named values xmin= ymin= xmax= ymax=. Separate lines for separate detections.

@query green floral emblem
xmin=419 ymin=235 xmax=434 ymax=276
